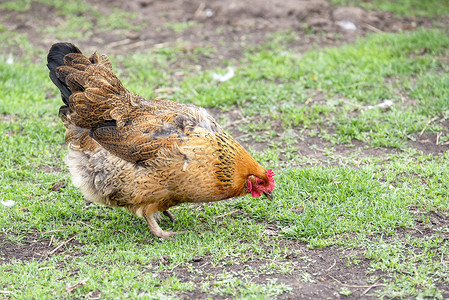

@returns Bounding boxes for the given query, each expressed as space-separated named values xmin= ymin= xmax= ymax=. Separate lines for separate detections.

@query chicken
xmin=47 ymin=42 xmax=275 ymax=239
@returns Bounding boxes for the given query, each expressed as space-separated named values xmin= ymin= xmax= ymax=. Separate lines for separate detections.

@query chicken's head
xmin=246 ymin=169 xmax=275 ymax=200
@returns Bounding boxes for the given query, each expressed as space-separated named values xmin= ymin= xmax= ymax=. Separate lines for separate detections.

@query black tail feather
xmin=47 ymin=42 xmax=82 ymax=105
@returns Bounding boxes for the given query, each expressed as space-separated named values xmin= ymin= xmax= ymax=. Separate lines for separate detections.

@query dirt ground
xmin=2 ymin=213 xmax=449 ymax=299
xmin=1 ymin=0 xmax=449 ymax=298
xmin=4 ymin=0 xmax=435 ymax=56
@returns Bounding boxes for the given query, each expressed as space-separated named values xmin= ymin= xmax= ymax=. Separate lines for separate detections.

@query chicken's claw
xmin=163 ymin=210 xmax=176 ymax=223
xmin=144 ymin=214 xmax=186 ymax=239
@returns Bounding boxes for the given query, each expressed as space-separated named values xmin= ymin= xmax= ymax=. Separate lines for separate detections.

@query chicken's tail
xmin=47 ymin=43 xmax=83 ymax=106
xmin=47 ymin=42 xmax=122 ymax=128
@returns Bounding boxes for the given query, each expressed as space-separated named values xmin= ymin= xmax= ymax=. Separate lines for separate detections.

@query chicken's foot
xmin=144 ymin=214 xmax=183 ymax=239
xmin=163 ymin=210 xmax=176 ymax=223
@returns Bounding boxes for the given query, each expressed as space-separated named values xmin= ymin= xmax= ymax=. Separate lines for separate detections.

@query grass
xmin=1 ymin=1 xmax=449 ymax=299
xmin=150 ymin=28 xmax=448 ymax=152
xmin=163 ymin=21 xmax=200 ymax=34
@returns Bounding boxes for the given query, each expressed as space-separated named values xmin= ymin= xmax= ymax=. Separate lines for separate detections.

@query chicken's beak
xmin=263 ymin=191 xmax=273 ymax=201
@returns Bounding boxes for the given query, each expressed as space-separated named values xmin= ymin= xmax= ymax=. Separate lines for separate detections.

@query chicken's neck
xmin=214 ymin=132 xmax=267 ymax=198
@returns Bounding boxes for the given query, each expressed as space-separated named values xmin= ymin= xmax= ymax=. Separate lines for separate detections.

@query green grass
xmin=1 ymin=2 xmax=449 ymax=298
xmin=145 ymin=28 xmax=448 ymax=151
xmin=163 ymin=21 xmax=201 ymax=34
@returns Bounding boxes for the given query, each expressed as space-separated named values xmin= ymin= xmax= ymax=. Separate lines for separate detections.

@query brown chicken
xmin=47 ymin=43 xmax=275 ymax=239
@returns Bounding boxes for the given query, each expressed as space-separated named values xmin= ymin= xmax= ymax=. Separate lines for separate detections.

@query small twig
xmin=152 ymin=42 xmax=170 ymax=49
xmin=124 ymin=40 xmax=149 ymax=50
xmin=194 ymin=2 xmax=206 ymax=18
xmin=419 ymin=116 xmax=439 ymax=136
xmin=248 ymin=275 xmax=260 ymax=283
xmin=313 ymin=147 xmax=327 ymax=153
xmin=0 ymin=291 xmax=15 ymax=295
xmin=49 ymin=235 xmax=76 ymax=255
xmin=436 ymin=132 xmax=442 ymax=145
xmin=325 ymin=259 xmax=336 ymax=272
xmin=341 ymin=99 xmax=364 ymax=109
xmin=169 ymin=263 xmax=182 ymax=271
xmin=65 ymin=277 xmax=89 ymax=293
xmin=362 ymin=284 xmax=387 ymax=295
xmin=419 ymin=126 xmax=427 ymax=136
xmin=78 ymin=221 xmax=102 ymax=230
xmin=262 ymin=258 xmax=278 ymax=264
xmin=48 ymin=235 xmax=54 ymax=247
xmin=364 ymin=23 xmax=383 ymax=33
xmin=215 ymin=209 xmax=239 ymax=219
xmin=41 ymin=229 xmax=66 ymax=235
xmin=415 ymin=227 xmax=423 ymax=235
xmin=430 ymin=116 xmax=439 ymax=123
xmin=327 ymin=274 xmax=343 ymax=284
xmin=108 ymin=39 xmax=132 ymax=48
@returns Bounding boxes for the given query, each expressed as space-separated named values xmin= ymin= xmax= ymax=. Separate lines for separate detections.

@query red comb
xmin=266 ymin=169 xmax=275 ymax=190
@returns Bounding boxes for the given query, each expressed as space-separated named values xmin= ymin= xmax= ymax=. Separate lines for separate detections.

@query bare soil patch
xmin=0 ymin=232 xmax=83 ymax=264
xmin=1 ymin=0 xmax=439 ymax=63
xmin=107 ymin=0 xmax=436 ymax=58
xmin=160 ymin=241 xmax=386 ymax=299
xmin=411 ymin=118 xmax=449 ymax=155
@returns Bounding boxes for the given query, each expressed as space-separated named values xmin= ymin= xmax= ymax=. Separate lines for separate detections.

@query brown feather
xmin=47 ymin=43 xmax=271 ymax=238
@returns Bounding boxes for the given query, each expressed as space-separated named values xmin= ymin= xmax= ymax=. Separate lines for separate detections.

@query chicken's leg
xmin=163 ymin=210 xmax=176 ymax=223
xmin=144 ymin=214 xmax=178 ymax=239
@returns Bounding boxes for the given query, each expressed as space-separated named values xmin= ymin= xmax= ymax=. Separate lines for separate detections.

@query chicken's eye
xmin=256 ymin=179 xmax=264 ymax=185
